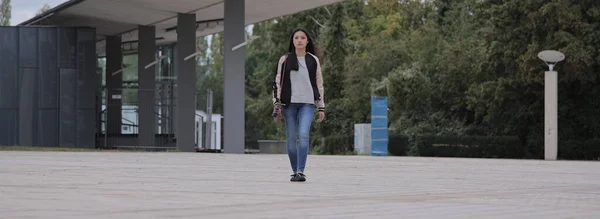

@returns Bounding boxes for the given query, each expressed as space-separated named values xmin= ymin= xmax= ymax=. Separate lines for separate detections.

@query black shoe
xmin=290 ymin=173 xmax=299 ymax=182
xmin=290 ymin=173 xmax=307 ymax=182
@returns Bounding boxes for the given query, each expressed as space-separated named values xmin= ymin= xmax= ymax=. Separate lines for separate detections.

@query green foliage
xmin=0 ymin=0 xmax=10 ymax=25
xmin=312 ymin=135 xmax=355 ymax=155
xmin=389 ymin=135 xmax=409 ymax=156
xmin=410 ymin=135 xmax=524 ymax=159
xmin=197 ymin=0 xmax=600 ymax=160
xmin=37 ymin=3 xmax=50 ymax=15
xmin=197 ymin=33 xmax=225 ymax=114
xmin=121 ymin=54 xmax=138 ymax=105
xmin=388 ymin=134 xmax=600 ymax=160
xmin=559 ymin=138 xmax=600 ymax=160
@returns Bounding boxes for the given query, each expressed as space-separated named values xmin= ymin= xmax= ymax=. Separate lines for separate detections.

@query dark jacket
xmin=272 ymin=52 xmax=325 ymax=112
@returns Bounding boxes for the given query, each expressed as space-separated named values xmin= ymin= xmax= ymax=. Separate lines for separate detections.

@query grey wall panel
xmin=1 ymin=26 xmax=97 ymax=148
xmin=38 ymin=27 xmax=59 ymax=109
xmin=0 ymin=110 xmax=18 ymax=146
xmin=19 ymin=68 xmax=39 ymax=146
xmin=58 ymin=28 xmax=77 ymax=69
xmin=0 ymin=27 xmax=19 ymax=109
xmin=38 ymin=109 xmax=59 ymax=147
xmin=19 ymin=28 xmax=38 ymax=68
xmin=77 ymin=110 xmax=96 ymax=149
xmin=59 ymin=69 xmax=77 ymax=148
xmin=76 ymin=28 xmax=97 ymax=110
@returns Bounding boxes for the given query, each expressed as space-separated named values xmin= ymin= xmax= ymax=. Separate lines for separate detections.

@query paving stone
xmin=1 ymin=151 xmax=599 ymax=218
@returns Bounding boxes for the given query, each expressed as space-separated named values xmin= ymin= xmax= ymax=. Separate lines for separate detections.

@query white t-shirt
xmin=289 ymin=56 xmax=315 ymax=104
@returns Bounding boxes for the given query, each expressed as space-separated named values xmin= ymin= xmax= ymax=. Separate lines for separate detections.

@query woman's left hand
xmin=317 ymin=112 xmax=325 ymax=123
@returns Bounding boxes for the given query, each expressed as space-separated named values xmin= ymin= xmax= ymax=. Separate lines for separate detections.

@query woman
xmin=272 ymin=28 xmax=325 ymax=182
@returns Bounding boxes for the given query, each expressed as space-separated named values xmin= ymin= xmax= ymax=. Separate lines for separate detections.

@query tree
xmin=121 ymin=55 xmax=138 ymax=105
xmin=0 ymin=0 xmax=10 ymax=25
xmin=469 ymin=0 xmax=600 ymax=157
xmin=201 ymin=0 xmax=600 ymax=159
xmin=37 ymin=3 xmax=51 ymax=15
xmin=197 ymin=33 xmax=224 ymax=115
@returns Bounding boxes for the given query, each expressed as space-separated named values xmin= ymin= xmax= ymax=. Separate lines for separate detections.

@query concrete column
xmin=138 ymin=25 xmax=156 ymax=146
xmin=105 ymin=35 xmax=122 ymax=135
xmin=223 ymin=0 xmax=246 ymax=154
xmin=545 ymin=71 xmax=558 ymax=160
xmin=175 ymin=13 xmax=196 ymax=152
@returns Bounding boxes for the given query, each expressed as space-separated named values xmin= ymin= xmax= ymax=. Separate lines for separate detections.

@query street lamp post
xmin=537 ymin=50 xmax=565 ymax=161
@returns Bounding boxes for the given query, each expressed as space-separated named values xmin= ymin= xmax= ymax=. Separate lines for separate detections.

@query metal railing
xmin=99 ymin=87 xmax=176 ymax=151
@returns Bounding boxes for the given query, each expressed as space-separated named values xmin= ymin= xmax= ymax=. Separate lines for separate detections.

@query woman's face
xmin=293 ymin=31 xmax=308 ymax=50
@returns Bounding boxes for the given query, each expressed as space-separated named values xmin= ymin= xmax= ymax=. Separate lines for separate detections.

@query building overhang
xmin=19 ymin=0 xmax=344 ymax=55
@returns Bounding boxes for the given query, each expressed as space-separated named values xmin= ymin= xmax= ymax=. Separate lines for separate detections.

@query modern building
xmin=0 ymin=0 xmax=344 ymax=153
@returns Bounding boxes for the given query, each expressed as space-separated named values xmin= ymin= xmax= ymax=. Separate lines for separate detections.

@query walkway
xmin=1 ymin=151 xmax=599 ymax=218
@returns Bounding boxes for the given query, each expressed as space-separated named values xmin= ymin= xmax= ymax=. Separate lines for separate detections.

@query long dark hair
xmin=285 ymin=28 xmax=320 ymax=72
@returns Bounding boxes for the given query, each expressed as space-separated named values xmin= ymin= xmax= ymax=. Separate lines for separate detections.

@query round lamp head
xmin=538 ymin=50 xmax=565 ymax=71
xmin=538 ymin=50 xmax=565 ymax=63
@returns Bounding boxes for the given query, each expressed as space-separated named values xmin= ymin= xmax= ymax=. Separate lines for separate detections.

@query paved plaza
xmin=1 ymin=151 xmax=599 ymax=218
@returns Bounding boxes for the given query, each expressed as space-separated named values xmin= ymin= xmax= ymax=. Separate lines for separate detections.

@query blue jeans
xmin=283 ymin=103 xmax=314 ymax=173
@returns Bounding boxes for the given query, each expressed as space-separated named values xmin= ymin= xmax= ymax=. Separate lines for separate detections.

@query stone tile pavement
xmin=1 ymin=151 xmax=599 ymax=218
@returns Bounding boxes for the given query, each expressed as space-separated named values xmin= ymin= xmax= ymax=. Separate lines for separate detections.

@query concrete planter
xmin=258 ymin=140 xmax=287 ymax=154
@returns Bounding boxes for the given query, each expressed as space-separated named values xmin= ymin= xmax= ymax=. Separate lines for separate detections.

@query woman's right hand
xmin=272 ymin=105 xmax=282 ymax=122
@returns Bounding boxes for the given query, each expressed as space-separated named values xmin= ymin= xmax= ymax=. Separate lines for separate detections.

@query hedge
xmin=558 ymin=138 xmax=600 ymax=160
xmin=312 ymin=135 xmax=354 ymax=155
xmin=409 ymin=135 xmax=523 ymax=159
xmin=306 ymin=133 xmax=600 ymax=160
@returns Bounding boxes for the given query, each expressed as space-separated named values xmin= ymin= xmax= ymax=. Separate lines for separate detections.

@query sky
xmin=10 ymin=0 xmax=68 ymax=25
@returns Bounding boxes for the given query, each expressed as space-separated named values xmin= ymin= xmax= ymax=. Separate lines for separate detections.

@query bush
xmin=388 ymin=135 xmax=524 ymax=158
xmin=524 ymin=131 xmax=544 ymax=159
xmin=305 ymin=131 xmax=600 ymax=160
xmin=312 ymin=135 xmax=355 ymax=155
xmin=583 ymin=139 xmax=600 ymax=160
xmin=306 ymin=129 xmax=600 ymax=160
xmin=559 ymin=138 xmax=600 ymax=160
xmin=416 ymin=135 xmax=523 ymax=158
xmin=388 ymin=135 xmax=409 ymax=156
